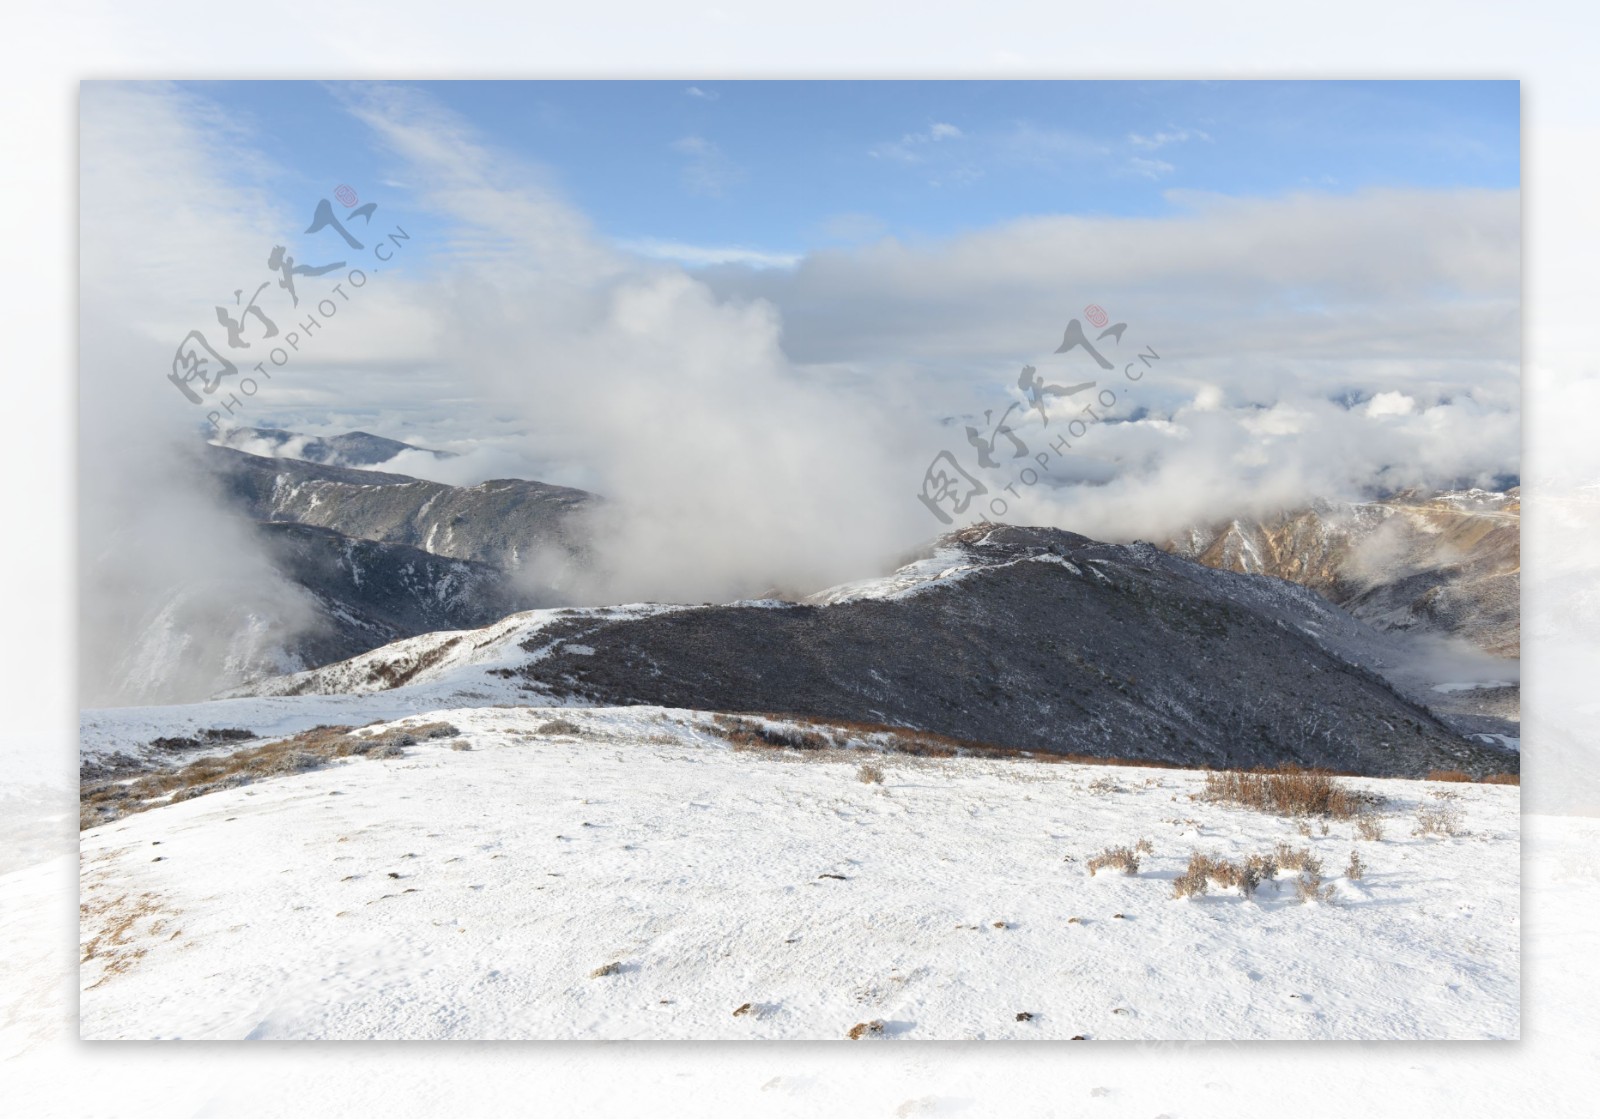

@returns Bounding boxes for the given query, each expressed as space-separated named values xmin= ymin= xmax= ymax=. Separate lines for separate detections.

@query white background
xmin=3 ymin=2 xmax=1597 ymax=1116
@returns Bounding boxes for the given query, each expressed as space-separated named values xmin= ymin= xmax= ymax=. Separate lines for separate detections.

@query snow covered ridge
xmin=77 ymin=705 xmax=1518 ymax=1040
xmin=82 ymin=523 xmax=1517 ymax=779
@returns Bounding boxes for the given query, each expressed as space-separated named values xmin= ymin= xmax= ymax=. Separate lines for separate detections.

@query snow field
xmin=79 ymin=706 xmax=1518 ymax=1040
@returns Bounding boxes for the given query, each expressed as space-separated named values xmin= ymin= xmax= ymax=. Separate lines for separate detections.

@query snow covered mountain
xmin=1166 ymin=488 xmax=1520 ymax=658
xmin=207 ymin=444 xmax=593 ymax=572
xmin=212 ymin=427 xmax=457 ymax=467
xmin=88 ymin=523 xmax=1516 ymax=780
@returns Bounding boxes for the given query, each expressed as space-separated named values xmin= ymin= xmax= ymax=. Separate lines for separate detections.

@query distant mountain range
xmin=212 ymin=427 xmax=457 ymax=468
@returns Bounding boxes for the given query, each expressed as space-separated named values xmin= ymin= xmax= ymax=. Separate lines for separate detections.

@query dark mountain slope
xmin=509 ymin=525 xmax=1511 ymax=777
xmin=257 ymin=522 xmax=540 ymax=666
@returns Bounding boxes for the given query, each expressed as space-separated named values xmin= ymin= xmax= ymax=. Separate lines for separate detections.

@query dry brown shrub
xmin=1203 ymin=767 xmax=1371 ymax=819
xmin=1294 ymin=869 xmax=1337 ymax=905
xmin=1273 ymin=844 xmax=1322 ymax=876
xmin=1345 ymin=850 xmax=1365 ymax=880
xmin=1174 ymin=850 xmax=1270 ymax=900
xmin=857 ymin=763 xmax=885 ymax=784
xmin=847 ymin=1020 xmax=885 ymax=1040
xmin=1086 ymin=846 xmax=1141 ymax=876
xmin=536 ymin=718 xmax=584 ymax=737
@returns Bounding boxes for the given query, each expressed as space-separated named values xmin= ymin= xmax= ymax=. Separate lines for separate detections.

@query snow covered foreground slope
xmin=79 ymin=706 xmax=1518 ymax=1040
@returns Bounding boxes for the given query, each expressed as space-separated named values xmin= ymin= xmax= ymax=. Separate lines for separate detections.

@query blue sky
xmin=179 ymin=79 xmax=1519 ymax=266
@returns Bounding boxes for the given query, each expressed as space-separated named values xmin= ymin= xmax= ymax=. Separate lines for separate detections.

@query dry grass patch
xmin=856 ymin=762 xmax=885 ymax=784
xmin=79 ymin=721 xmax=460 ymax=830
xmin=1428 ymin=769 xmax=1519 ymax=785
xmin=1202 ymin=767 xmax=1374 ymax=820
xmin=701 ymin=711 xmax=1180 ymax=770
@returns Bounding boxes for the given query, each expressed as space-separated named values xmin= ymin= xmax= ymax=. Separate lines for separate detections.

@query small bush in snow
xmin=1294 ymin=869 xmax=1337 ymax=905
xmin=1355 ymin=814 xmax=1385 ymax=842
xmin=1413 ymin=805 xmax=1464 ymax=838
xmin=1173 ymin=851 xmax=1269 ymax=900
xmin=857 ymin=763 xmax=885 ymax=784
xmin=1273 ymin=844 xmax=1322 ymax=876
xmin=1345 ymin=850 xmax=1365 ymax=880
xmin=847 ymin=1020 xmax=885 ymax=1040
xmin=1172 ymin=853 xmax=1212 ymax=899
xmin=1134 ymin=838 xmax=1154 ymax=855
xmin=537 ymin=719 xmax=584 ymax=737
xmin=589 ymin=961 xmax=623 ymax=978
xmin=1087 ymin=846 xmax=1141 ymax=876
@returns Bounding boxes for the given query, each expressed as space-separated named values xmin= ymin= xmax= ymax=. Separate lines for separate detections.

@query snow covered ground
xmin=77 ymin=705 xmax=1518 ymax=1041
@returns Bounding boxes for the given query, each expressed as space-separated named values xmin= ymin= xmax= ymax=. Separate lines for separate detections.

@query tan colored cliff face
xmin=1167 ymin=489 xmax=1520 ymax=657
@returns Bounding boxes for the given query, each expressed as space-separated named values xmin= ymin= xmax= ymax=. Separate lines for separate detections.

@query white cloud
xmin=684 ymin=86 xmax=718 ymax=100
xmin=1128 ymin=126 xmax=1212 ymax=150
xmin=870 ymin=121 xmax=966 ymax=162
xmin=1130 ymin=156 xmax=1177 ymax=179
xmin=671 ymin=134 xmax=744 ymax=197
xmin=1366 ymin=390 xmax=1419 ymax=417
xmin=617 ymin=237 xmax=801 ymax=269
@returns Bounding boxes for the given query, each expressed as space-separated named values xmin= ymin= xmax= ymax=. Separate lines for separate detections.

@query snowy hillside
xmin=79 ymin=705 xmax=1518 ymax=1041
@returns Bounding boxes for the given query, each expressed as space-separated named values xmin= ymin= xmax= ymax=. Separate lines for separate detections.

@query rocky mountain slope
xmin=1165 ymin=488 xmax=1519 ymax=657
xmin=256 ymin=522 xmax=541 ymax=665
xmin=206 ymin=444 xmax=593 ymax=572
